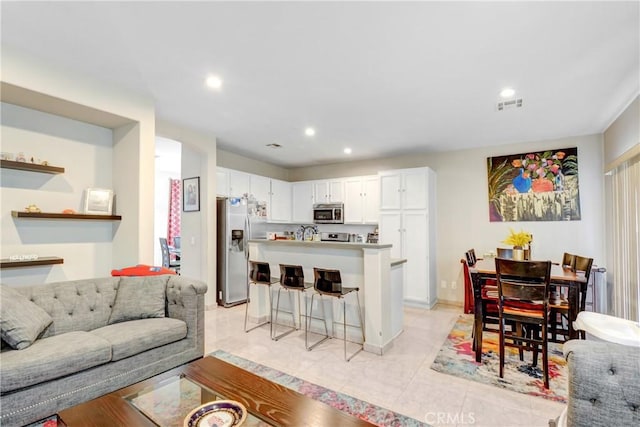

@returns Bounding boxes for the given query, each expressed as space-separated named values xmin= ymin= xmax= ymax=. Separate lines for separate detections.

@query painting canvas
xmin=487 ymin=147 xmax=580 ymax=222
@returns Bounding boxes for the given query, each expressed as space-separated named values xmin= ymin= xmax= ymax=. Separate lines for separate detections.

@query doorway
xmin=154 ymin=136 xmax=182 ymax=266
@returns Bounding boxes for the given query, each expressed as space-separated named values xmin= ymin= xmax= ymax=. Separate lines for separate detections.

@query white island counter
xmin=248 ymin=239 xmax=405 ymax=355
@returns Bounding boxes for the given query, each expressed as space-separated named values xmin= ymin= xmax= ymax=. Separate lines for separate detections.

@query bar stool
xmin=244 ymin=261 xmax=279 ymax=334
xmin=272 ymin=264 xmax=313 ymax=341
xmin=306 ymin=267 xmax=365 ymax=361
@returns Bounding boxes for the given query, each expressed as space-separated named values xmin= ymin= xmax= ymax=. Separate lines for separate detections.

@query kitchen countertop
xmin=249 ymin=238 xmax=392 ymax=250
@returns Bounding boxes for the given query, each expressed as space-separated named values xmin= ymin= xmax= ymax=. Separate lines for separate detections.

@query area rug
xmin=28 ymin=350 xmax=427 ymax=427
xmin=211 ymin=349 xmax=428 ymax=427
xmin=430 ymin=315 xmax=567 ymax=403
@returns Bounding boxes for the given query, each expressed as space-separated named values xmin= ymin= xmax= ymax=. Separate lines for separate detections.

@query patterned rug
xmin=211 ymin=349 xmax=429 ymax=427
xmin=29 ymin=350 xmax=427 ymax=427
xmin=430 ymin=315 xmax=567 ymax=403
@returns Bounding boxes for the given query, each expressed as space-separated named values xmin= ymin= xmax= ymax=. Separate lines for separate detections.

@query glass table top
xmin=125 ymin=374 xmax=272 ymax=427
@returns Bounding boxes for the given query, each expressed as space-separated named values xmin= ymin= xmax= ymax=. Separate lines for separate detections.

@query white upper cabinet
xmin=343 ymin=175 xmax=379 ymax=224
xmin=228 ymin=170 xmax=250 ymax=198
xmin=292 ymin=181 xmax=314 ymax=223
xmin=249 ymin=174 xmax=271 ymax=206
xmin=362 ymin=175 xmax=380 ymax=223
xmin=216 ymin=168 xmax=229 ymax=196
xmin=379 ymin=168 xmax=428 ymax=210
xmin=269 ymin=178 xmax=292 ymax=223
xmin=313 ymin=179 xmax=344 ymax=204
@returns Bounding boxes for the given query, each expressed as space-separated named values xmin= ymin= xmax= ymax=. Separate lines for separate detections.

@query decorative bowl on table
xmin=183 ymin=400 xmax=247 ymax=427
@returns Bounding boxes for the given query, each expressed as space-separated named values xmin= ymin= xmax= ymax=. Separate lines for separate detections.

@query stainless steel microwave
xmin=313 ymin=203 xmax=344 ymax=224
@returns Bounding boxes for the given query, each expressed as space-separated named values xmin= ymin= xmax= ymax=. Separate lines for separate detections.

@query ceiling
xmin=1 ymin=1 xmax=638 ymax=168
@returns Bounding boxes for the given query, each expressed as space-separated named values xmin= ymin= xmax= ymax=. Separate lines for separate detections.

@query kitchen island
xmin=247 ymin=239 xmax=405 ymax=355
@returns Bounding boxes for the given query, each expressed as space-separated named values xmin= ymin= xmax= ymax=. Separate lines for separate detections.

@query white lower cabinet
xmin=378 ymin=166 xmax=436 ymax=308
xmin=379 ymin=211 xmax=432 ymax=307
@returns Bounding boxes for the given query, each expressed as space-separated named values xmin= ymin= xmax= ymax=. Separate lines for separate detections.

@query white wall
xmin=604 ymin=95 xmax=639 ymax=170
xmin=217 ymin=148 xmax=289 ymax=181
xmin=1 ymin=103 xmax=115 ymax=284
xmin=1 ymin=47 xmax=156 ymax=275
xmin=156 ymin=120 xmax=217 ymax=308
xmin=434 ymin=134 xmax=605 ymax=303
xmin=289 ymin=133 xmax=606 ymax=304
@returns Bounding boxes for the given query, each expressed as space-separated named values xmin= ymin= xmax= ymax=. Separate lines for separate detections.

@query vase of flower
xmin=502 ymin=228 xmax=532 ymax=261
xmin=512 ymin=246 xmax=525 ymax=261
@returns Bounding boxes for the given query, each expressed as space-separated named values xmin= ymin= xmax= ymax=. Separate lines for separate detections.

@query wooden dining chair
xmin=549 ymin=254 xmax=594 ymax=342
xmin=462 ymin=251 xmax=519 ymax=358
xmin=495 ymin=258 xmax=552 ymax=389
xmin=496 ymin=248 xmax=514 ymax=259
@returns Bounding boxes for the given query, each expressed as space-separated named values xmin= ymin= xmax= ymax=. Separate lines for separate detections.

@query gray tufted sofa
xmin=559 ymin=339 xmax=640 ymax=427
xmin=0 ymin=275 xmax=207 ymax=427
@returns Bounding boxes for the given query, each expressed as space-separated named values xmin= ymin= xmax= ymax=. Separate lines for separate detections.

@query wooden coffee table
xmin=58 ymin=356 xmax=374 ymax=426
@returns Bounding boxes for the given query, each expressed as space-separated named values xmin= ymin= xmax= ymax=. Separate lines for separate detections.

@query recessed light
xmin=206 ymin=75 xmax=223 ymax=90
xmin=304 ymin=127 xmax=315 ymax=137
xmin=344 ymin=147 xmax=352 ymax=154
xmin=500 ymin=88 xmax=515 ymax=98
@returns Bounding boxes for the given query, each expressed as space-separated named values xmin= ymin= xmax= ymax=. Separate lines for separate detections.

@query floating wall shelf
xmin=11 ymin=211 xmax=122 ymax=221
xmin=0 ymin=256 xmax=64 ymax=269
xmin=1 ymin=159 xmax=65 ymax=174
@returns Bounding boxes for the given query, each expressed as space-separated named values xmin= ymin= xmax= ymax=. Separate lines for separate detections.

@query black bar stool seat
xmin=306 ymin=267 xmax=365 ymax=361
xmin=244 ymin=261 xmax=279 ymax=334
xmin=272 ymin=264 xmax=313 ymax=341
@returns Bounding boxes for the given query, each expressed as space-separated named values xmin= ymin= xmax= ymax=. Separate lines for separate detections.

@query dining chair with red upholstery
xmin=495 ymin=258 xmax=552 ymax=389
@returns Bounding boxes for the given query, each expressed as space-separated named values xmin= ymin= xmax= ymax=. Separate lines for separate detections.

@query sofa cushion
xmin=0 ymin=331 xmax=112 ymax=393
xmin=0 ymin=285 xmax=53 ymax=350
xmin=108 ymin=276 xmax=168 ymax=324
xmin=15 ymin=278 xmax=120 ymax=339
xmin=91 ymin=317 xmax=187 ymax=361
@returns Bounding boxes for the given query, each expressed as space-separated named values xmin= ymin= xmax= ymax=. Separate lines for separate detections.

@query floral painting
xmin=487 ymin=147 xmax=580 ymax=222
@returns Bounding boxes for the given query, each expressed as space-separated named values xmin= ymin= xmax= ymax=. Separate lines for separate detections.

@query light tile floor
xmin=204 ymin=304 xmax=564 ymax=427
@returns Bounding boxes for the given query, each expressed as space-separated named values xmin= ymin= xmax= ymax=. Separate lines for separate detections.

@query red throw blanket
xmin=111 ymin=264 xmax=177 ymax=276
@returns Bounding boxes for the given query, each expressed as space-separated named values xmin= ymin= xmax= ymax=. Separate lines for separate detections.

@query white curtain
xmin=605 ymin=153 xmax=639 ymax=321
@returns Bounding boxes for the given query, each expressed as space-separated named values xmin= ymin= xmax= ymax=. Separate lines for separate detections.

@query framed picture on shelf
xmin=183 ymin=177 xmax=200 ymax=212
xmin=83 ymin=188 xmax=114 ymax=215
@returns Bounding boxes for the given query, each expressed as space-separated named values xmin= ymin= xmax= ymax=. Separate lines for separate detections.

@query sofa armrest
xmin=165 ymin=276 xmax=208 ymax=357
xmin=563 ymin=340 xmax=640 ymax=427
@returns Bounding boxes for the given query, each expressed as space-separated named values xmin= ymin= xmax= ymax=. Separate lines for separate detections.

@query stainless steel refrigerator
xmin=216 ymin=197 xmax=265 ymax=307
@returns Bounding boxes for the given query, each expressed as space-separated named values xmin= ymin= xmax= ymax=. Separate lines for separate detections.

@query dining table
xmin=468 ymin=257 xmax=588 ymax=362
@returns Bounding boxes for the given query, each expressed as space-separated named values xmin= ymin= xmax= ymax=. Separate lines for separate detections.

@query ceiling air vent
xmin=266 ymin=143 xmax=282 ymax=148
xmin=497 ymin=98 xmax=523 ymax=111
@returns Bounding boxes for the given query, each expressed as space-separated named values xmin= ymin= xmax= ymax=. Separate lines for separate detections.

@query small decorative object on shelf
xmin=9 ymin=254 xmax=39 ymax=261
xmin=15 ymin=152 xmax=26 ymax=162
xmin=1 ymin=152 xmax=14 ymax=160
xmin=83 ymin=188 xmax=114 ymax=215
xmin=25 ymin=204 xmax=41 ymax=213
xmin=62 ymin=208 xmax=77 ymax=214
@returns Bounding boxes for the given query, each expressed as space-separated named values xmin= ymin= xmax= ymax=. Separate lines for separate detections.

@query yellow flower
xmin=502 ymin=228 xmax=532 ymax=248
